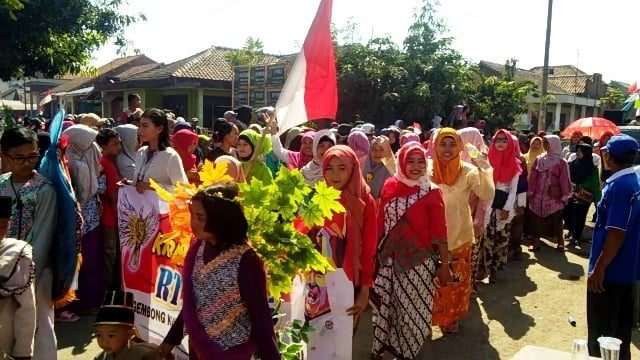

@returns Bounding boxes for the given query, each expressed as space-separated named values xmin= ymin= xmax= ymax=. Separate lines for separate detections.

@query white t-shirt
xmin=133 ymin=146 xmax=188 ymax=191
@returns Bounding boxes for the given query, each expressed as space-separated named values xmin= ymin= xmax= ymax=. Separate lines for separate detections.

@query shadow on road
xmin=532 ymin=240 xmax=586 ymax=281
xmin=56 ymin=315 xmax=95 ymax=356
xmin=476 ymin=254 xmax=537 ymax=341
xmin=420 ymin=300 xmax=500 ymax=359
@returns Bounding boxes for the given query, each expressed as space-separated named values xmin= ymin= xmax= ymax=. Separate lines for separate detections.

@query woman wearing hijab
xmin=458 ymin=127 xmax=488 ymax=163
xmin=347 ymin=130 xmax=370 ymax=163
xmin=565 ymin=143 xmax=601 ymax=246
xmin=283 ymin=127 xmax=303 ymax=150
xmin=214 ymin=155 xmax=246 ymax=183
xmin=172 ymin=129 xmax=200 ymax=183
xmin=372 ymin=143 xmax=449 ymax=360
xmin=321 ymin=145 xmax=378 ymax=287
xmin=524 ymin=136 xmax=545 ymax=177
xmin=236 ymin=129 xmax=274 ymax=184
xmin=361 ymin=136 xmax=395 ymax=199
xmin=301 ymin=130 xmax=336 ymax=185
xmin=399 ymin=132 xmax=420 ymax=147
xmin=430 ymin=128 xmax=494 ymax=334
xmin=526 ymin=135 xmax=572 ymax=251
xmin=62 ymin=124 xmax=105 ymax=311
xmin=474 ymin=129 xmax=522 ymax=284
xmin=267 ymin=124 xmax=315 ymax=170
xmin=302 ymin=146 xmax=377 ymax=359
xmin=114 ymin=124 xmax=139 ymax=181
xmin=459 ymin=127 xmax=493 ymax=240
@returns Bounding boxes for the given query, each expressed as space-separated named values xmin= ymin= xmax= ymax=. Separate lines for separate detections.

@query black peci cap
xmin=95 ymin=290 xmax=135 ymax=327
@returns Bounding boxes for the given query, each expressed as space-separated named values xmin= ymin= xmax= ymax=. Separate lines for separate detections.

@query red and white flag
xmin=39 ymin=89 xmax=52 ymax=108
xmin=276 ymin=0 xmax=337 ymax=135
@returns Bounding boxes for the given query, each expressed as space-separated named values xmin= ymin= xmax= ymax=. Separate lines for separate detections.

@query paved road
xmin=57 ymin=220 xmax=640 ymax=359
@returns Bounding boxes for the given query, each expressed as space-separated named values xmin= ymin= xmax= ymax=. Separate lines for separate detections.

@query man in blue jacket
xmin=587 ymin=134 xmax=640 ymax=360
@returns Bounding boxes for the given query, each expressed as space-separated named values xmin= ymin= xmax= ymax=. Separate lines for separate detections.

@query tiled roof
xmin=529 ymin=65 xmax=588 ymax=76
xmin=124 ymin=46 xmax=285 ymax=82
xmin=548 ymin=75 xmax=590 ymax=95
xmin=52 ymin=55 xmax=157 ymax=94
xmin=112 ymin=63 xmax=161 ymax=80
xmin=478 ymin=60 xmax=569 ymax=95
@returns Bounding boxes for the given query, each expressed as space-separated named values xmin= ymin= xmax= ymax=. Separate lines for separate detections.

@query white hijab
xmin=115 ymin=124 xmax=139 ymax=180
xmin=301 ymin=129 xmax=336 ymax=185
xmin=63 ymin=124 xmax=102 ymax=204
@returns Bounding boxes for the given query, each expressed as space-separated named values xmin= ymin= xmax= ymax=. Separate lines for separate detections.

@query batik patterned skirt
xmin=432 ymin=243 xmax=473 ymax=327
xmin=473 ymin=210 xmax=510 ymax=281
xmin=372 ymin=255 xmax=437 ymax=360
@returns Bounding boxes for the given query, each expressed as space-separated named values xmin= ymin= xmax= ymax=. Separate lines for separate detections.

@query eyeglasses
xmin=4 ymin=153 xmax=40 ymax=164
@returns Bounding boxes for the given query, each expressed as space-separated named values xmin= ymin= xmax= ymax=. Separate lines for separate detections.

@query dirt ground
xmin=57 ymin=224 xmax=640 ymax=359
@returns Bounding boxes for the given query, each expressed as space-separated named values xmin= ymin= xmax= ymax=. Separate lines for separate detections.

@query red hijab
xmin=322 ymin=145 xmax=370 ymax=285
xmin=172 ymin=129 xmax=199 ymax=172
xmin=488 ymin=129 xmax=521 ymax=183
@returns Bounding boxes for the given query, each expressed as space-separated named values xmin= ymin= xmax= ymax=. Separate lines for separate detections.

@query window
xmin=268 ymin=66 xmax=285 ymax=85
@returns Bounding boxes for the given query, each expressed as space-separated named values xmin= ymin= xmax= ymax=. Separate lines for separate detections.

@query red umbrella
xmin=561 ymin=117 xmax=620 ymax=140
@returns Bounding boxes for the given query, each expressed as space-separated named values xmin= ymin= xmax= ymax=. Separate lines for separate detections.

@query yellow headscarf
xmin=431 ymin=127 xmax=463 ymax=186
xmin=524 ymin=136 xmax=545 ymax=175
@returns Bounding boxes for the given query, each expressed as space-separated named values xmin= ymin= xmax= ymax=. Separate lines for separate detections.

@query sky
xmin=93 ymin=0 xmax=640 ymax=83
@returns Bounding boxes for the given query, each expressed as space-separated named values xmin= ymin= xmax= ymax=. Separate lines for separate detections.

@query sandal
xmin=56 ymin=310 xmax=80 ymax=323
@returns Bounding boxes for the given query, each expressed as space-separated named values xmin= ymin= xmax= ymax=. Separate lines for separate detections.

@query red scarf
xmin=322 ymin=145 xmax=370 ymax=285
xmin=488 ymin=129 xmax=521 ymax=183
xmin=172 ymin=129 xmax=199 ymax=172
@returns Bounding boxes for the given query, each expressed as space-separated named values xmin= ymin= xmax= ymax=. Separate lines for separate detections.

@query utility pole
xmin=539 ymin=0 xmax=553 ymax=132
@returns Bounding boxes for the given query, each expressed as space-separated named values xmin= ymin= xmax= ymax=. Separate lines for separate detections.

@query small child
xmin=94 ymin=290 xmax=156 ymax=360
xmin=0 ymin=196 xmax=36 ymax=360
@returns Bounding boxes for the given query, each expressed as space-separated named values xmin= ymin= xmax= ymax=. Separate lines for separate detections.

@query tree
xmin=470 ymin=61 xmax=535 ymax=131
xmin=225 ymin=37 xmax=267 ymax=66
xmin=337 ymin=37 xmax=408 ymax=125
xmin=0 ymin=0 xmax=143 ymax=80
xmin=336 ymin=0 xmax=474 ymax=126
xmin=600 ymin=86 xmax=627 ymax=110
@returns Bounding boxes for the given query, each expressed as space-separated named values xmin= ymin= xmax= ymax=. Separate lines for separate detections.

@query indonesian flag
xmin=275 ymin=0 xmax=337 ymax=135
xmin=39 ymin=89 xmax=52 ymax=108
xmin=628 ymin=81 xmax=638 ymax=94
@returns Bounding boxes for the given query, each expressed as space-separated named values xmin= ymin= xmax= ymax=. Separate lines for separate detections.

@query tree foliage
xmin=336 ymin=0 xmax=474 ymax=127
xmin=225 ymin=37 xmax=267 ymax=66
xmin=601 ymin=86 xmax=627 ymax=110
xmin=470 ymin=61 xmax=536 ymax=131
xmin=0 ymin=0 xmax=143 ymax=80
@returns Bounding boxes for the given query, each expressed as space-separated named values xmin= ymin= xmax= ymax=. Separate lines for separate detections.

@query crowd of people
xmin=0 ymin=99 xmax=639 ymax=360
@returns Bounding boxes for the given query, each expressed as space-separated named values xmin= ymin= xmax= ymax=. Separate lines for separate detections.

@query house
xmin=0 ymin=78 xmax=67 ymax=117
xmin=97 ymin=46 xmax=286 ymax=128
xmin=50 ymin=55 xmax=158 ymax=115
xmin=479 ymin=61 xmax=607 ymax=130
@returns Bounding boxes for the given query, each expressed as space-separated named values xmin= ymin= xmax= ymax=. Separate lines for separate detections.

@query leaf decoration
xmin=199 ymin=160 xmax=233 ymax=187
xmin=149 ymin=178 xmax=175 ymax=202
xmin=310 ymin=181 xmax=345 ymax=219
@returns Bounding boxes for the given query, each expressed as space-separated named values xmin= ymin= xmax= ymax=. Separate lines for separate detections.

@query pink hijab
xmin=288 ymin=131 xmax=315 ymax=169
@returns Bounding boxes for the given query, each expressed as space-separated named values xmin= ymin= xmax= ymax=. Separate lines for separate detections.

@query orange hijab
xmin=431 ymin=127 xmax=463 ymax=186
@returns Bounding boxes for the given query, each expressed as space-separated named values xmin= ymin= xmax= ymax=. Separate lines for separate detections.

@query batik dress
xmin=372 ymin=177 xmax=447 ymax=360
